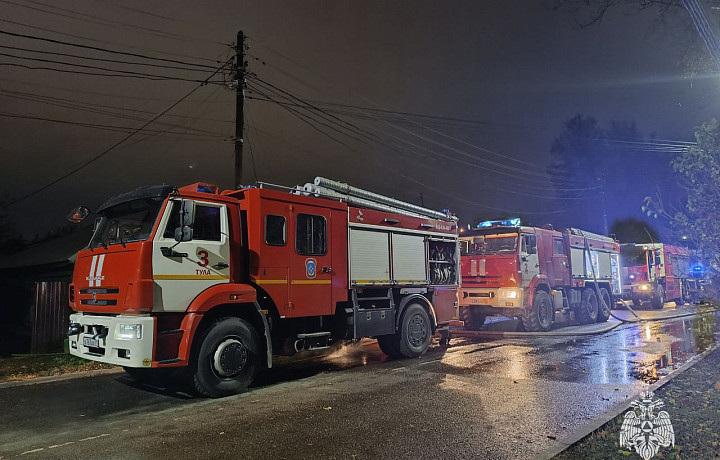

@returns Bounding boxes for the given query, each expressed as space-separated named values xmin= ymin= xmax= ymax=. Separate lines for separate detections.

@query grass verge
xmin=553 ymin=348 xmax=720 ymax=459
xmin=0 ymin=353 xmax=116 ymax=383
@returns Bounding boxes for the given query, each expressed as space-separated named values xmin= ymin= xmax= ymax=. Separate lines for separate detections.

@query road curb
xmin=0 ymin=367 xmax=123 ymax=389
xmin=532 ymin=343 xmax=720 ymax=460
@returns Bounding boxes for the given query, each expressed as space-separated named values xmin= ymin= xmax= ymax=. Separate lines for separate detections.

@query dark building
xmin=0 ymin=228 xmax=92 ymax=355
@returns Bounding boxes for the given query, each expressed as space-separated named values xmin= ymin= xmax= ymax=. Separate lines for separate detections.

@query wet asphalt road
xmin=1 ymin=305 xmax=718 ymax=460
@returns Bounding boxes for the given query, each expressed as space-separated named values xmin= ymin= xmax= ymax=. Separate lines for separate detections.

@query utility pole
xmin=234 ymin=30 xmax=246 ymax=188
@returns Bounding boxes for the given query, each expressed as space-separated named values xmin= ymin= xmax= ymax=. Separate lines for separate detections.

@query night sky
xmin=1 ymin=0 xmax=717 ymax=239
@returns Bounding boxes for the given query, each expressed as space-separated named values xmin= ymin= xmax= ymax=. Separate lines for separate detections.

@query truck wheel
xmin=459 ymin=306 xmax=487 ymax=331
xmin=191 ymin=317 xmax=260 ymax=398
xmin=377 ymin=334 xmax=401 ymax=358
xmin=398 ymin=303 xmax=431 ymax=358
xmin=651 ymin=285 xmax=665 ymax=310
xmin=596 ymin=288 xmax=612 ymax=323
xmin=521 ymin=290 xmax=552 ymax=332
xmin=576 ymin=288 xmax=599 ymax=324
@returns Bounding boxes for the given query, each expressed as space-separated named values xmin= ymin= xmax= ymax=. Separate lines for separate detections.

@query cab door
xmin=152 ymin=199 xmax=230 ymax=312
xmin=288 ymin=205 xmax=333 ymax=317
xmin=551 ymin=237 xmax=570 ymax=286
xmin=520 ymin=233 xmax=539 ymax=288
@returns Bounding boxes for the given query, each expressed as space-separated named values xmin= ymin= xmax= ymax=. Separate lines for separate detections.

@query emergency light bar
xmin=196 ymin=184 xmax=218 ymax=194
xmin=476 ymin=218 xmax=521 ymax=228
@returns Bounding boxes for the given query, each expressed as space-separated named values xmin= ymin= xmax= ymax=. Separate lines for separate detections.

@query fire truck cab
xmin=459 ymin=220 xmax=621 ymax=332
xmin=621 ymin=243 xmax=694 ymax=308
xmin=67 ymin=179 xmax=459 ymax=397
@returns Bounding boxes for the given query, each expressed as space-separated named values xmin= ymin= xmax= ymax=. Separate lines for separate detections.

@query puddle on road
xmin=255 ymin=306 xmax=720 ymax=389
xmin=440 ymin=305 xmax=720 ymax=386
xmin=562 ymin=305 xmax=720 ymax=385
xmin=626 ymin=306 xmax=719 ymax=384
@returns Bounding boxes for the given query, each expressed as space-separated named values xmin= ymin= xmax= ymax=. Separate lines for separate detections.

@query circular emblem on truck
xmin=305 ymin=258 xmax=317 ymax=279
xmin=142 ymin=358 xmax=151 ymax=367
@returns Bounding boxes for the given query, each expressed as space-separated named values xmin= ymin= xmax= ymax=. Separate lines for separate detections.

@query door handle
xmin=322 ymin=266 xmax=332 ymax=273
xmin=213 ymin=262 xmax=229 ymax=269
xmin=161 ymin=247 xmax=187 ymax=258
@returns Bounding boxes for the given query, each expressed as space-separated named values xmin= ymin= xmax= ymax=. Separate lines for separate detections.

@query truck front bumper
xmin=459 ymin=287 xmax=523 ymax=309
xmin=623 ymin=284 xmax=654 ymax=300
xmin=68 ymin=313 xmax=155 ymax=368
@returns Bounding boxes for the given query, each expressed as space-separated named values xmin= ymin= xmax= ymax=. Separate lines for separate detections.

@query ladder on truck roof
xmin=291 ymin=176 xmax=457 ymax=222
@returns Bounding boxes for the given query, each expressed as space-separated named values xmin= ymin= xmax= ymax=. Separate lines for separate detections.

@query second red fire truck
xmin=66 ymin=178 xmax=459 ymax=397
xmin=620 ymin=243 xmax=694 ymax=308
xmin=459 ymin=219 xmax=621 ymax=332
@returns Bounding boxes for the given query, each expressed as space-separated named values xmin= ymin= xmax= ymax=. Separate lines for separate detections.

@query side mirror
xmin=67 ymin=206 xmax=91 ymax=223
xmin=173 ymin=200 xmax=195 ymax=242
xmin=180 ymin=199 xmax=195 ymax=227
xmin=174 ymin=226 xmax=193 ymax=242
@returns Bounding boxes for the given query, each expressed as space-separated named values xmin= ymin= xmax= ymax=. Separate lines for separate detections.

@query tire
xmin=651 ymin=285 xmax=665 ymax=310
xmin=123 ymin=366 xmax=175 ymax=385
xmin=596 ymin=288 xmax=612 ymax=323
xmin=521 ymin=290 xmax=552 ymax=332
xmin=397 ymin=303 xmax=432 ymax=358
xmin=191 ymin=317 xmax=260 ymax=398
xmin=377 ymin=334 xmax=401 ymax=358
xmin=576 ymin=288 xmax=599 ymax=325
xmin=459 ymin=306 xmax=487 ymax=331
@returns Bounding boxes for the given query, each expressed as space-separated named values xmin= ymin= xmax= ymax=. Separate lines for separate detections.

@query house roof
xmin=0 ymin=226 xmax=93 ymax=270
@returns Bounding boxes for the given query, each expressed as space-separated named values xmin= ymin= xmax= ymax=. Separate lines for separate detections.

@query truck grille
xmin=465 ymin=276 xmax=501 ymax=286
xmin=79 ymin=287 xmax=119 ymax=306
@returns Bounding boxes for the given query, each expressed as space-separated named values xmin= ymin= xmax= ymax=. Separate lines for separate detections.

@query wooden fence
xmin=31 ymin=281 xmax=71 ymax=354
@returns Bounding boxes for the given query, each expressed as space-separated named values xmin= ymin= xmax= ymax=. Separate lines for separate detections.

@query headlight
xmin=638 ymin=284 xmax=650 ymax=291
xmin=501 ymin=289 xmax=519 ymax=299
xmin=115 ymin=324 xmax=142 ymax=340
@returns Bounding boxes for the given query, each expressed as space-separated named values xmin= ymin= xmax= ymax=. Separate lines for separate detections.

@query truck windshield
xmin=90 ymin=197 xmax=165 ymax=248
xmin=621 ymin=246 xmax=647 ymax=267
xmin=461 ymin=233 xmax=518 ymax=255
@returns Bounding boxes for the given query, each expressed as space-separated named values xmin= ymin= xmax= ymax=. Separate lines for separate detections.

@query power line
xmin=92 ymin=0 xmax=189 ymax=26
xmin=250 ymin=75 xmax=598 ymax=193
xmin=0 ymin=60 xmax=221 ymax=83
xmin=0 ymin=27 xmax=218 ymax=69
xmin=5 ymin=58 xmax=233 ymax=206
xmin=0 ymin=88 xmax=231 ymax=136
xmin=247 ymin=42 xmax=582 ymax=181
xmin=5 ymin=0 xmax=224 ymax=47
xmin=249 ymin=76 xmax=380 ymax=143
xmin=0 ymin=51 xmax=218 ymax=82
xmin=0 ymin=75 xmax=223 ymax=102
xmin=0 ymin=111 xmax=227 ymax=138
xmin=250 ymin=81 xmax=580 ymax=207
xmin=0 ymin=44 xmax=217 ymax=73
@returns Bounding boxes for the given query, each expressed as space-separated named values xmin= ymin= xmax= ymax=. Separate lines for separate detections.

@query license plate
xmin=83 ymin=336 xmax=99 ymax=348
xmin=468 ymin=298 xmax=492 ymax=305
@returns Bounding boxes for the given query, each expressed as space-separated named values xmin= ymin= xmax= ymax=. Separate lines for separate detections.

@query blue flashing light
xmin=477 ymin=218 xmax=521 ymax=229
xmin=197 ymin=184 xmax=218 ymax=194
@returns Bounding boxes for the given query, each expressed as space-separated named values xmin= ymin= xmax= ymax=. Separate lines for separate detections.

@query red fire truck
xmin=459 ymin=220 xmax=621 ymax=332
xmin=620 ymin=243 xmax=693 ymax=308
xmin=66 ymin=178 xmax=459 ymax=397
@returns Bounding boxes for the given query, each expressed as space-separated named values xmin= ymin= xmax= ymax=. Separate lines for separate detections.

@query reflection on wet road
xmin=263 ymin=305 xmax=720 ymax=390
xmin=2 ymin=306 xmax=718 ymax=459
